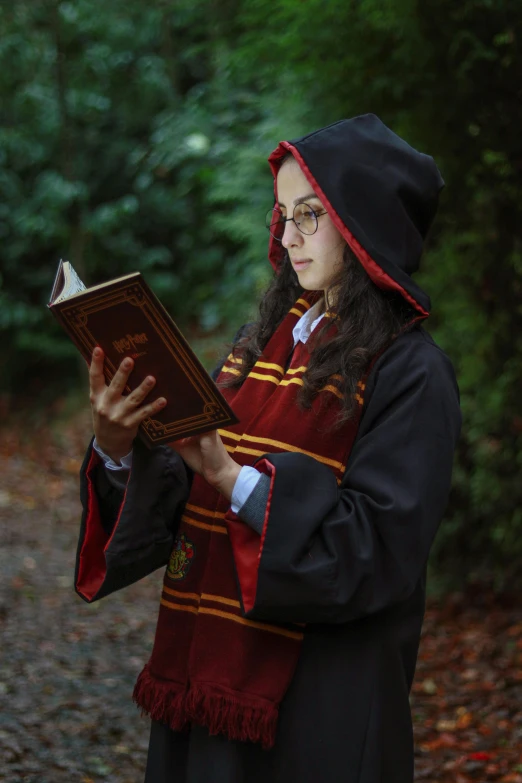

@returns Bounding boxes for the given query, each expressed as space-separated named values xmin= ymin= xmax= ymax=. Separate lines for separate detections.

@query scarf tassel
xmin=133 ymin=665 xmax=187 ymax=732
xmin=133 ymin=664 xmax=278 ymax=750
xmin=186 ymin=682 xmax=278 ymax=750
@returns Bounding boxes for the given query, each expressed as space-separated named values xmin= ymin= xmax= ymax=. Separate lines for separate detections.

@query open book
xmin=49 ymin=260 xmax=237 ymax=447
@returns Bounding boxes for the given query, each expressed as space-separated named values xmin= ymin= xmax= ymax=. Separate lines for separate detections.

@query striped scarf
xmin=133 ymin=291 xmax=366 ymax=748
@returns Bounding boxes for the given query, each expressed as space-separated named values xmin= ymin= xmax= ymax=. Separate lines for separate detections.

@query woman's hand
xmin=89 ymin=347 xmax=167 ymax=463
xmin=169 ymin=430 xmax=241 ymax=500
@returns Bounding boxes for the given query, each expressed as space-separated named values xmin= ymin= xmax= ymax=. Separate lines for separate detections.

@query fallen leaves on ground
xmin=0 ymin=406 xmax=521 ymax=782
xmin=413 ymin=589 xmax=522 ymax=781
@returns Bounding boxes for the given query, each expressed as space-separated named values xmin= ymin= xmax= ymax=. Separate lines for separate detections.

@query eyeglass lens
xmin=265 ymin=203 xmax=319 ymax=239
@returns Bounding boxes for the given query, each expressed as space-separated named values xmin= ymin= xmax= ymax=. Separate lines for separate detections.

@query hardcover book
xmin=48 ymin=260 xmax=238 ymax=447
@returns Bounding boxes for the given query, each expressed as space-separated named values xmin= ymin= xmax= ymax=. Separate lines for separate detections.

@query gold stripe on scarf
xmin=163 ymin=586 xmax=201 ymax=604
xmin=181 ymin=514 xmax=228 ymax=535
xmin=221 ymin=372 xmax=343 ymax=393
xmin=161 ymin=599 xmax=199 ymax=615
xmin=185 ymin=503 xmax=226 ymax=519
xmin=219 ymin=431 xmax=347 ymax=472
xmin=289 ymin=296 xmax=317 ymax=318
xmin=247 ymin=372 xmax=281 ymax=385
xmin=199 ymin=607 xmax=304 ymax=641
xmin=160 ymin=597 xmax=304 ymax=641
xmin=219 ymin=429 xmax=242 ymax=441
xmin=280 ymin=377 xmax=303 ymax=387
xmin=254 ymin=361 xmax=285 ymax=373
xmin=163 ymin=586 xmax=241 ymax=610
xmin=321 ymin=384 xmax=343 ymax=400
xmin=234 ymin=445 xmax=345 ymax=473
xmin=202 ymin=593 xmax=241 ymax=608
xmin=226 ymin=359 xmax=297 ymax=375
xmin=282 ymin=377 xmax=343 ymax=398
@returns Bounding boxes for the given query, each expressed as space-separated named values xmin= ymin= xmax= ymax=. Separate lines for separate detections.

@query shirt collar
xmin=292 ymin=297 xmax=325 ymax=347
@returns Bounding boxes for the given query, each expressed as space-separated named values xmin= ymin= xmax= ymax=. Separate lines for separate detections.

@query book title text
xmin=113 ymin=332 xmax=149 ymax=354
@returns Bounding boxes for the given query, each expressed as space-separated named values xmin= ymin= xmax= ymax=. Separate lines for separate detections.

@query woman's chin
xmin=295 ymin=269 xmax=320 ymax=290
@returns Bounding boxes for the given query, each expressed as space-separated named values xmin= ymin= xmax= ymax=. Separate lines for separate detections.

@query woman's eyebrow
xmin=278 ymin=192 xmax=320 ymax=208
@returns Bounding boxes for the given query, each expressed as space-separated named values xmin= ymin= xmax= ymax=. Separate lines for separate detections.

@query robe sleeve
xmin=74 ymin=436 xmax=192 ymax=603
xmin=225 ymin=330 xmax=461 ymax=625
xmin=74 ymin=322 xmax=251 ymax=604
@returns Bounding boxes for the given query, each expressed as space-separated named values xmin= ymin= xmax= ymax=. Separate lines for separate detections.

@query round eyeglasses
xmin=265 ymin=202 xmax=327 ymax=241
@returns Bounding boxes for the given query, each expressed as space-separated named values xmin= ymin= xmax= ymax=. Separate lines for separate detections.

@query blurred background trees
xmin=1 ymin=0 xmax=521 ymax=587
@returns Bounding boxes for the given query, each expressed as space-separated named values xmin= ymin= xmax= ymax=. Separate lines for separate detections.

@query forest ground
xmin=1 ymin=404 xmax=521 ymax=783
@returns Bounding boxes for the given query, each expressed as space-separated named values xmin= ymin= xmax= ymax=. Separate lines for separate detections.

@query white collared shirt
xmin=291 ymin=297 xmax=325 ymax=347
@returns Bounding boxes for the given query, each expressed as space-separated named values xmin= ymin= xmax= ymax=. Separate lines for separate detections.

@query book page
xmin=53 ymin=261 xmax=86 ymax=304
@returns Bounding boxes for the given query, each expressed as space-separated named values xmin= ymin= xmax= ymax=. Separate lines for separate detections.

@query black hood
xmin=267 ymin=114 xmax=444 ymax=316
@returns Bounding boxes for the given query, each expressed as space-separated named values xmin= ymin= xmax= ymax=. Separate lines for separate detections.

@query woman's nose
xmin=281 ymin=219 xmax=303 ymax=249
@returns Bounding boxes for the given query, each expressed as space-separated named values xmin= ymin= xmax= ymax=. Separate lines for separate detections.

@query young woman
xmin=76 ymin=114 xmax=461 ymax=783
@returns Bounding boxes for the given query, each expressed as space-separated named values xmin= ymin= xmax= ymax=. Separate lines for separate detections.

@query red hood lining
xmin=267 ymin=140 xmax=429 ymax=318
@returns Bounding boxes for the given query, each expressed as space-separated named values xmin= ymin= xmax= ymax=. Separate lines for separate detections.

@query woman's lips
xmin=292 ymin=259 xmax=312 ymax=271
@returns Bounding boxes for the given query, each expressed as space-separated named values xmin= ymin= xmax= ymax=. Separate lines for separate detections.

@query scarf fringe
xmin=133 ymin=664 xmax=187 ymax=731
xmin=133 ymin=664 xmax=278 ymax=750
xmin=186 ymin=682 xmax=278 ymax=750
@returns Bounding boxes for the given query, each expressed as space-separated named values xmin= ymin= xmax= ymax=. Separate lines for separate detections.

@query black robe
xmin=75 ymin=326 xmax=461 ymax=783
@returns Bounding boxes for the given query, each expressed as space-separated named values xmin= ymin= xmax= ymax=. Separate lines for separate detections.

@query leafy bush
xmin=1 ymin=0 xmax=521 ymax=583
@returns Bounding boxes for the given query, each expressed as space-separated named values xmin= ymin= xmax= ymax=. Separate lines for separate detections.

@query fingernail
xmin=157 ymin=398 xmax=166 ymax=407
xmin=94 ymin=347 xmax=102 ymax=357
xmin=146 ymin=376 xmax=155 ymax=386
xmin=123 ymin=358 xmax=132 ymax=368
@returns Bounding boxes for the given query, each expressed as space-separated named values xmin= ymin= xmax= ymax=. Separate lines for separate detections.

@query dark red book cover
xmin=49 ymin=268 xmax=238 ymax=446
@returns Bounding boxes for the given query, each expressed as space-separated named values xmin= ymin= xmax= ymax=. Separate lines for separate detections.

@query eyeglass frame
xmin=265 ymin=202 xmax=328 ymax=241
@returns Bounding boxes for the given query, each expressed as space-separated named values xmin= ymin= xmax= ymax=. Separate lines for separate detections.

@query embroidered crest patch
xmin=167 ymin=533 xmax=195 ymax=580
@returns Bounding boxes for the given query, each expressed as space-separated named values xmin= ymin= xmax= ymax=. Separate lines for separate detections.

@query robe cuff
xmin=75 ymin=439 xmax=190 ymax=603
xmin=93 ymin=437 xmax=133 ymax=471
xmin=236 ymin=473 xmax=271 ymax=534
xmin=225 ymin=458 xmax=275 ymax=614
xmin=230 ymin=465 xmax=262 ymax=512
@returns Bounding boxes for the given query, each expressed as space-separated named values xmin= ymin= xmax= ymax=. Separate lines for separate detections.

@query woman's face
xmin=276 ymin=158 xmax=346 ymax=294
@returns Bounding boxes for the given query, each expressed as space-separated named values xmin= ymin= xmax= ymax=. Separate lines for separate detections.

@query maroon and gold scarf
xmin=133 ymin=290 xmax=367 ymax=748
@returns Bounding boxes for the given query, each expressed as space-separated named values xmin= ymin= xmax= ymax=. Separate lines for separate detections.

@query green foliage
xmin=1 ymin=0 xmax=521 ymax=583
xmin=237 ymin=0 xmax=522 ymax=583
xmin=0 ymin=0 xmax=277 ymax=389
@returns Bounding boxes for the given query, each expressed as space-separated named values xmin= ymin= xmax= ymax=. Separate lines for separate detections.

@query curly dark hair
xmin=219 ymin=245 xmax=420 ymax=426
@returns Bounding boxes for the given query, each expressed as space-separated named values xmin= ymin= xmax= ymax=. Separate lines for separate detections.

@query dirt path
xmin=1 ymin=410 xmax=521 ymax=782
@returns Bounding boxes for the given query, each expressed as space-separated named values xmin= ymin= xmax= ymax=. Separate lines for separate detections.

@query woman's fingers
xmin=168 ymin=436 xmax=195 ymax=452
xmin=89 ymin=347 xmax=107 ymax=400
xmin=126 ymin=395 xmax=167 ymax=426
xmin=125 ymin=375 xmax=157 ymax=408
xmin=167 ymin=436 xmax=202 ymax=475
xmin=91 ymin=351 xmax=158 ymax=407
xmin=106 ymin=356 xmax=135 ymax=399
xmin=88 ymin=349 xmax=166 ymax=459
